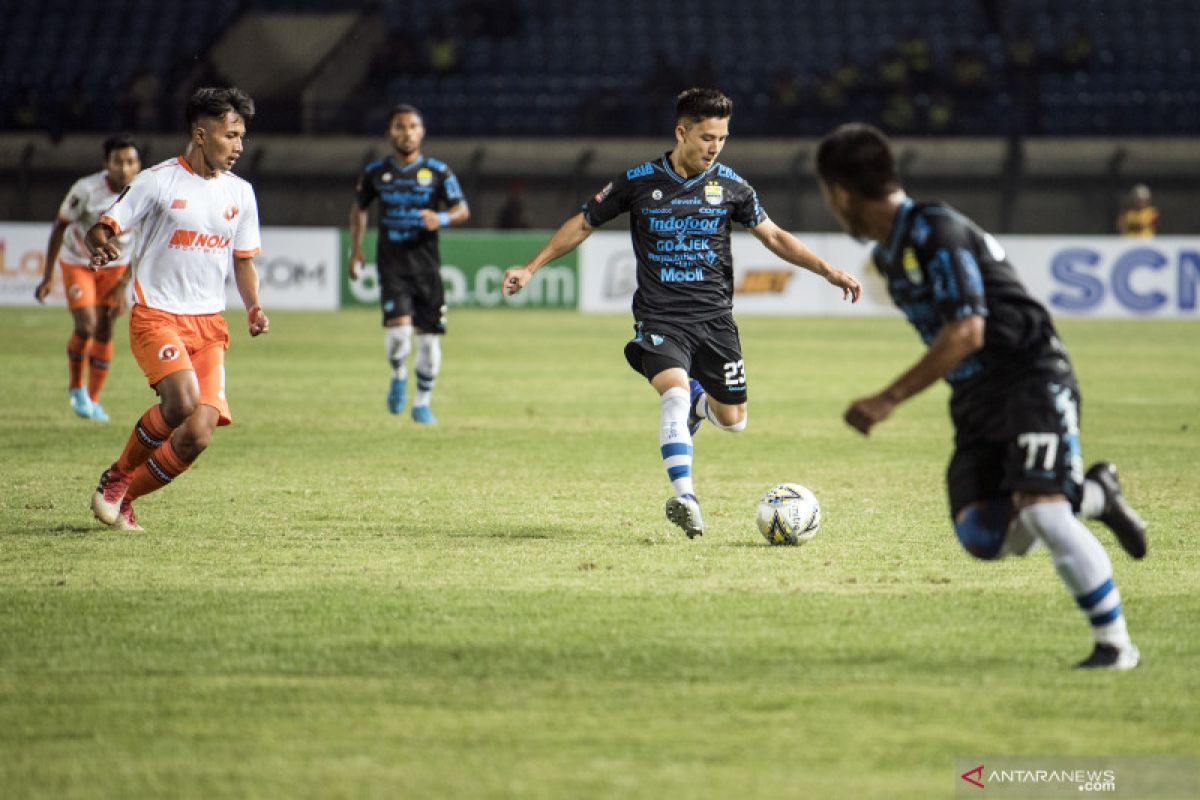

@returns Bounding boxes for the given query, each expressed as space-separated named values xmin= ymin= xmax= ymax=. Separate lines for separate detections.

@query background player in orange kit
xmin=84 ymin=87 xmax=270 ymax=532
xmin=34 ymin=135 xmax=141 ymax=421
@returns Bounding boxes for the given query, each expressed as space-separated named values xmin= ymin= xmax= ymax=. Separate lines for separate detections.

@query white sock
xmin=1079 ymin=479 xmax=1105 ymax=518
xmin=1016 ymin=501 xmax=1132 ymax=648
xmin=386 ymin=325 xmax=412 ymax=379
xmin=413 ymin=333 xmax=441 ymax=407
xmin=660 ymin=387 xmax=694 ymax=497
xmin=704 ymin=400 xmax=747 ymax=432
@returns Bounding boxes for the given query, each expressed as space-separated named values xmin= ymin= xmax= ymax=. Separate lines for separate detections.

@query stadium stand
xmin=2 ymin=0 xmax=1198 ymax=137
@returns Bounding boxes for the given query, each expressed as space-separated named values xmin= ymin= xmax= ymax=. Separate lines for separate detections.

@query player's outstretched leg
xmin=411 ymin=334 xmax=441 ymax=425
xmin=659 ymin=386 xmax=703 ymax=538
xmin=1081 ymin=462 xmax=1147 ymax=559
xmin=1014 ymin=500 xmax=1140 ymax=670
xmin=385 ymin=324 xmax=412 ymax=414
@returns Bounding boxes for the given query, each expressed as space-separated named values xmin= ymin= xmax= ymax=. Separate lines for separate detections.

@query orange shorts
xmin=62 ymin=262 xmax=129 ymax=311
xmin=129 ymin=305 xmax=232 ymax=426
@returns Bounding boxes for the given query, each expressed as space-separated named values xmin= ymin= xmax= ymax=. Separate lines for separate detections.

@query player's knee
xmin=712 ymin=404 xmax=747 ymax=432
xmin=953 ymin=502 xmax=1009 ymax=560
xmin=160 ymin=395 xmax=197 ymax=427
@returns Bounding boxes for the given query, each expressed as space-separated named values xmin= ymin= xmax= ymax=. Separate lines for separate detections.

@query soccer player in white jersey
xmin=34 ymin=135 xmax=141 ymax=421
xmin=84 ymin=87 xmax=270 ymax=532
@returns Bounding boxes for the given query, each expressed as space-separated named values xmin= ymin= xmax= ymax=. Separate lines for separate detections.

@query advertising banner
xmin=0 ymin=223 xmax=60 ymax=307
xmin=223 ymin=227 xmax=339 ymax=310
xmin=579 ymin=231 xmax=1200 ymax=318
xmin=340 ymin=230 xmax=577 ymax=309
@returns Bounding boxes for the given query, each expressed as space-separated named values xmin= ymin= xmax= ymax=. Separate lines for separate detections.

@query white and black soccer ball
xmin=756 ymin=483 xmax=821 ymax=546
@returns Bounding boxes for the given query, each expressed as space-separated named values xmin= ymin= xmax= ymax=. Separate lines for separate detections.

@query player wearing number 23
xmin=504 ymin=88 xmax=860 ymax=539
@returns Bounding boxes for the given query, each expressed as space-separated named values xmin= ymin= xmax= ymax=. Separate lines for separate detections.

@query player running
xmin=349 ymin=104 xmax=469 ymax=424
xmin=816 ymin=123 xmax=1147 ymax=669
xmin=85 ymin=87 xmax=269 ymax=532
xmin=34 ymin=135 xmax=142 ymax=421
xmin=504 ymin=88 xmax=861 ymax=539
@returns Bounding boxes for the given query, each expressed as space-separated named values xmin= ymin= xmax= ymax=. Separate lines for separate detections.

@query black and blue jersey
xmin=873 ymin=199 xmax=1071 ymax=397
xmin=582 ymin=152 xmax=767 ymax=324
xmin=355 ymin=155 xmax=465 ymax=274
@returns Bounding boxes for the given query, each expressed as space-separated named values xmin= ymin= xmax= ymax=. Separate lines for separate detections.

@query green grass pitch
xmin=1 ymin=307 xmax=1196 ymax=798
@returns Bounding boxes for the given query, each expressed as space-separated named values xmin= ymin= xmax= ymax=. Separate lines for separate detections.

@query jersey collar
xmin=879 ymin=197 xmax=915 ymax=263
xmin=390 ymin=155 xmax=425 ymax=173
xmin=659 ymin=151 xmax=716 ymax=188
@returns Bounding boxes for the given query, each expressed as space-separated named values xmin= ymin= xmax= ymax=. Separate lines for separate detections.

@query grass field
xmin=1 ymin=307 xmax=1197 ymax=799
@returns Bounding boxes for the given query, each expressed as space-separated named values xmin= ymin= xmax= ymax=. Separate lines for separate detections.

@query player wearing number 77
xmin=816 ymin=123 xmax=1147 ymax=669
xmin=504 ymin=88 xmax=861 ymax=539
xmin=84 ymin=87 xmax=269 ymax=532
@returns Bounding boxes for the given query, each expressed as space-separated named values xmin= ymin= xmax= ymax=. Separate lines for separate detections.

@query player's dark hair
xmin=816 ymin=123 xmax=901 ymax=200
xmin=390 ymin=104 xmax=422 ymax=122
xmin=185 ymin=86 xmax=255 ymax=129
xmin=103 ymin=134 xmax=139 ymax=159
xmin=675 ymin=87 xmax=733 ymax=126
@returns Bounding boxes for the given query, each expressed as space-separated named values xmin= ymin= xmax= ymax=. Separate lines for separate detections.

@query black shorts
xmin=946 ymin=370 xmax=1085 ymax=517
xmin=623 ymin=314 xmax=748 ymax=405
xmin=378 ymin=265 xmax=447 ymax=333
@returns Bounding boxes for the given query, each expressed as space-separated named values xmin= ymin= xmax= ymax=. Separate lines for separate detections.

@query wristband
xmin=436 ymin=211 xmax=452 ymax=227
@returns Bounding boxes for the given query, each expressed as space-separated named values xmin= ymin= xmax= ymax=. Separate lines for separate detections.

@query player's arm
xmin=233 ymin=255 xmax=269 ymax=336
xmin=34 ymin=219 xmax=70 ymax=303
xmin=844 ymin=315 xmax=985 ymax=435
xmin=503 ymin=212 xmax=594 ymax=296
xmin=750 ymin=219 xmax=861 ymax=302
xmin=419 ymin=201 xmax=470 ymax=231
xmin=348 ymin=202 xmax=371 ymax=281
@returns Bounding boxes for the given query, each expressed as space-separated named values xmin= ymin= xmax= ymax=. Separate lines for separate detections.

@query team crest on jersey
xmin=903 ymin=247 xmax=923 ymax=284
xmin=223 ymin=205 xmax=239 ymax=221
xmin=158 ymin=344 xmax=180 ymax=362
xmin=416 ymin=168 xmax=433 ymax=186
xmin=652 ymin=189 xmax=663 ymax=200
xmin=704 ymin=181 xmax=723 ymax=205
xmin=381 ymin=172 xmax=393 ymax=183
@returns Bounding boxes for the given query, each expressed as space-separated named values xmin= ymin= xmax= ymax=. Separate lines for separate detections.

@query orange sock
xmin=87 ymin=340 xmax=114 ymax=402
xmin=116 ymin=406 xmax=174 ymax=474
xmin=126 ymin=438 xmax=191 ymax=501
xmin=68 ymin=333 xmax=91 ymax=390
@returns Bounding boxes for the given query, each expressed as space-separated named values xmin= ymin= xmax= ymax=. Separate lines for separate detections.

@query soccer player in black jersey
xmin=816 ymin=123 xmax=1148 ymax=670
xmin=350 ymin=104 xmax=469 ymax=424
xmin=503 ymin=88 xmax=861 ymax=539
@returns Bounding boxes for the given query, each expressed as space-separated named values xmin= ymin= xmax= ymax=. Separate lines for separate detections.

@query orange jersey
xmin=57 ymin=170 xmax=136 ymax=266
xmin=101 ymin=156 xmax=261 ymax=315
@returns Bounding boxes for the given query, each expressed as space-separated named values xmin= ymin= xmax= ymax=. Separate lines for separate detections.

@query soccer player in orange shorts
xmin=34 ymin=135 xmax=141 ymax=421
xmin=84 ymin=87 xmax=270 ymax=532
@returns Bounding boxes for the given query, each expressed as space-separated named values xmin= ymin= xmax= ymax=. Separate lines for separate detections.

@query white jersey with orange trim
xmin=100 ymin=156 xmax=261 ymax=315
xmin=57 ymin=170 xmax=136 ymax=266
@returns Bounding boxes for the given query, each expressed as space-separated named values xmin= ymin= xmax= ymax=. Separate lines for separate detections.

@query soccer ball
xmin=756 ymin=483 xmax=821 ymax=546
